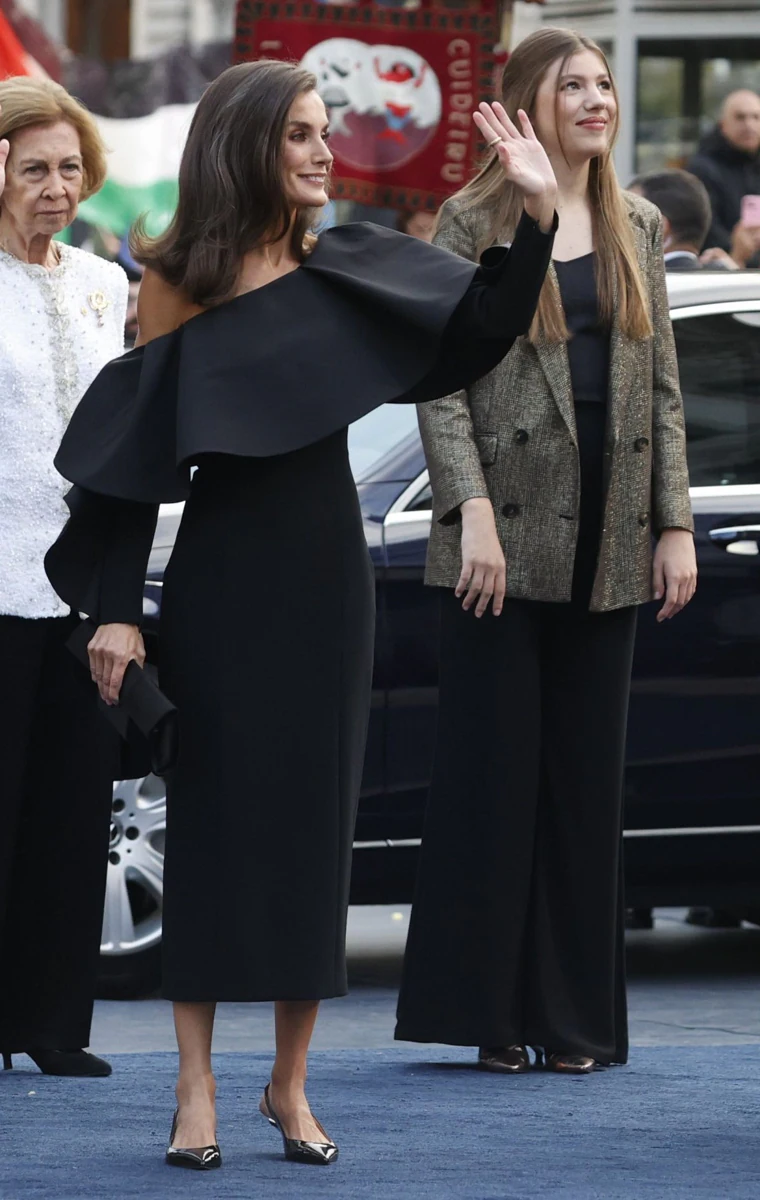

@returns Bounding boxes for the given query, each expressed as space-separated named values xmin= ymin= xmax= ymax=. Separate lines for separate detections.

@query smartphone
xmin=740 ymin=194 xmax=760 ymax=228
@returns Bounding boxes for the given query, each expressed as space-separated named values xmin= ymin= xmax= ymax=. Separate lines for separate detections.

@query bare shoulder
xmin=136 ymin=268 xmax=203 ymax=345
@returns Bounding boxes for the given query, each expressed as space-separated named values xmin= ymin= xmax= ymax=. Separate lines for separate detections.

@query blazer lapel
xmin=534 ymin=263 xmax=577 ymax=442
xmin=607 ymin=220 xmax=648 ymax=438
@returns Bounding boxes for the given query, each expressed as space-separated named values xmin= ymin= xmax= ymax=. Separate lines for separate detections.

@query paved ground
xmin=89 ymin=907 xmax=760 ymax=1054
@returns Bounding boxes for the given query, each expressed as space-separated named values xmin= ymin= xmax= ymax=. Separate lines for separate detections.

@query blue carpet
xmin=2 ymin=1047 xmax=759 ymax=1199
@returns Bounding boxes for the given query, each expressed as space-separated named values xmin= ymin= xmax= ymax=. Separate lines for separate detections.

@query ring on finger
xmin=487 ymin=135 xmax=504 ymax=147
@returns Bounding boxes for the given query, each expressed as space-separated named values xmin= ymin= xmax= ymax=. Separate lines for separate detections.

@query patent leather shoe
xmin=2 ymin=1049 xmax=112 ymax=1077
xmin=261 ymin=1083 xmax=338 ymax=1165
xmin=534 ymin=1047 xmax=596 ymax=1074
xmin=165 ymin=1110 xmax=221 ymax=1171
xmin=477 ymin=1045 xmax=530 ymax=1074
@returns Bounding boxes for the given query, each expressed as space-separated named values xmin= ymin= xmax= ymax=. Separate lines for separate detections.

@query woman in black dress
xmin=395 ymin=29 xmax=696 ymax=1074
xmin=45 ymin=59 xmax=557 ymax=1169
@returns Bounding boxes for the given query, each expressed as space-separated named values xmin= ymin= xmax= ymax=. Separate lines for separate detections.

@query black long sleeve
xmin=45 ymin=487 xmax=158 ymax=627
xmin=97 ymin=498 xmax=159 ymax=625
xmin=409 ymin=209 xmax=556 ymax=403
xmin=446 ymin=209 xmax=557 ymax=342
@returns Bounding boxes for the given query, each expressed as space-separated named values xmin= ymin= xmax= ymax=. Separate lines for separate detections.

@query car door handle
xmin=709 ymin=525 xmax=760 ymax=555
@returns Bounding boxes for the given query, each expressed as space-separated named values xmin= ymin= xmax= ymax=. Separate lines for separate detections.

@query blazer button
xmin=634 ymin=436 xmax=650 ymax=452
xmin=514 ymin=429 xmax=529 ymax=445
xmin=502 ymin=503 xmax=520 ymax=518
xmin=638 ymin=514 xmax=649 ymax=528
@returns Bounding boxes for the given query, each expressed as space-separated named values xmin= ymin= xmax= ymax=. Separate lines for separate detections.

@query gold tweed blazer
xmin=418 ymin=192 xmax=694 ymax=613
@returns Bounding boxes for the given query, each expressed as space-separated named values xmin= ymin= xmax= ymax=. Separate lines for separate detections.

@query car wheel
xmin=97 ymin=773 xmax=165 ymax=999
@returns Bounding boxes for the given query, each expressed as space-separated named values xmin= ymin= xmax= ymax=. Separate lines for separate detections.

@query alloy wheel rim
xmin=101 ymin=774 xmax=166 ymax=956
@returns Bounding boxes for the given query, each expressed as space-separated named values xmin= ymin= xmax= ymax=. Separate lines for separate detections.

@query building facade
xmin=511 ymin=0 xmax=760 ymax=182
xmin=20 ymin=0 xmax=237 ymax=62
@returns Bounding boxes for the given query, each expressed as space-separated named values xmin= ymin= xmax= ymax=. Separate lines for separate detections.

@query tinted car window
xmin=408 ymin=483 xmax=433 ymax=511
xmin=675 ymin=309 xmax=760 ymax=487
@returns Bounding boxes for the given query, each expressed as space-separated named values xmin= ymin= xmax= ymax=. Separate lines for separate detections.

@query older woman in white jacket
xmin=0 ymin=78 xmax=127 ymax=1077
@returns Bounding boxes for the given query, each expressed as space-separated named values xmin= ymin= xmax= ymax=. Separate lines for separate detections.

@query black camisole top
xmin=554 ymin=251 xmax=610 ymax=404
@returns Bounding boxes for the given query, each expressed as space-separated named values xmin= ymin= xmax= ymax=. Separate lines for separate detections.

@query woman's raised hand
xmin=87 ymin=623 xmax=146 ymax=706
xmin=0 ymin=106 xmax=9 ymax=201
xmin=473 ymin=102 xmax=557 ymax=227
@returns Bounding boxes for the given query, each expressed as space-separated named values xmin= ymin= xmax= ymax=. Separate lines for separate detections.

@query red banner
xmin=0 ymin=10 xmax=30 ymax=78
xmin=234 ymin=0 xmax=498 ymax=211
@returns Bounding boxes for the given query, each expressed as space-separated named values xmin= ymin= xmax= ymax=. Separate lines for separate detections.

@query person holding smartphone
xmin=688 ymin=89 xmax=760 ymax=267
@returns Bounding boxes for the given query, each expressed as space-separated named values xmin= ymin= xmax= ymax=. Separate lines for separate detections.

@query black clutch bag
xmin=66 ymin=619 xmax=179 ymax=777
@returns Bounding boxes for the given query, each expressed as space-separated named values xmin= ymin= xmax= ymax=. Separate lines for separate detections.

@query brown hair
xmin=442 ymin=27 xmax=652 ymax=343
xmin=0 ymin=76 xmax=107 ymax=201
xmin=132 ymin=59 xmax=325 ymax=307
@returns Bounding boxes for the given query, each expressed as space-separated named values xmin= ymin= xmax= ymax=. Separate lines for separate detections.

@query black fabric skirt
xmin=0 ymin=614 xmax=114 ymax=1051
xmin=157 ymin=431 xmax=375 ymax=1001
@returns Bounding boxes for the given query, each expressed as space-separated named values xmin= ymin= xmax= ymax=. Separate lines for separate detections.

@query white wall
xmin=18 ymin=0 xmax=65 ymax=42
xmin=131 ymin=0 xmax=237 ymax=60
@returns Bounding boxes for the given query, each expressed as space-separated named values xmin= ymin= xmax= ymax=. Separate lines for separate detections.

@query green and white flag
xmin=79 ymin=104 xmax=195 ymax=238
xmin=64 ymin=45 xmax=231 ymax=239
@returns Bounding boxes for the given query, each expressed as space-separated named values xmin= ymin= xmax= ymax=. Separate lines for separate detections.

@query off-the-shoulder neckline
xmin=134 ymin=223 xmax=412 ymax=347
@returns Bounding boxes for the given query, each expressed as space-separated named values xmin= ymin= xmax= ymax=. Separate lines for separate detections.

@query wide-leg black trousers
xmin=396 ymin=403 xmax=638 ymax=1063
xmin=0 ymin=614 xmax=114 ymax=1052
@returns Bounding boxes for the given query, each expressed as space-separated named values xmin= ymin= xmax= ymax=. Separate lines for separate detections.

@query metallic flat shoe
xmin=165 ymin=1109 xmax=222 ymax=1171
xmin=477 ymin=1045 xmax=531 ymax=1074
xmin=534 ymin=1047 xmax=596 ymax=1074
xmin=261 ymin=1083 xmax=339 ymax=1165
xmin=2 ymin=1049 xmax=112 ymax=1077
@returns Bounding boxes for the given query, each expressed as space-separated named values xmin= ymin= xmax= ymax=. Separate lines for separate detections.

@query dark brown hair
xmin=443 ymin=27 xmax=652 ymax=343
xmin=628 ymin=167 xmax=711 ymax=250
xmin=131 ymin=59 xmax=324 ymax=306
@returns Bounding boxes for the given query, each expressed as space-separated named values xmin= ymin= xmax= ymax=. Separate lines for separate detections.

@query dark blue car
xmin=101 ymin=269 xmax=760 ymax=995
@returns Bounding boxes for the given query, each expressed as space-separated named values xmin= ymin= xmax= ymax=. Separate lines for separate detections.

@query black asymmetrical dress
xmin=45 ymin=216 xmax=554 ymax=1002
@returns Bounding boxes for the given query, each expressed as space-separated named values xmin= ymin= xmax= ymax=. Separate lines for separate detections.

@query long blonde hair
xmin=445 ymin=27 xmax=652 ymax=343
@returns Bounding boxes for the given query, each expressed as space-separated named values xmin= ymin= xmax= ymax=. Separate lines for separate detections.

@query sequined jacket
xmin=0 ymin=245 xmax=127 ymax=618
xmin=418 ymin=192 xmax=694 ymax=612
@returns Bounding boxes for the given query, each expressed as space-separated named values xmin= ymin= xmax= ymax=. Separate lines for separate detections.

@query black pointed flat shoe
xmin=165 ymin=1109 xmax=222 ymax=1171
xmin=2 ymin=1049 xmax=112 ymax=1077
xmin=477 ymin=1045 xmax=531 ymax=1074
xmin=261 ymin=1083 xmax=338 ymax=1165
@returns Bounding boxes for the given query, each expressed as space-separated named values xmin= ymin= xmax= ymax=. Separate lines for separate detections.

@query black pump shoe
xmin=2 ymin=1049 xmax=112 ymax=1077
xmin=261 ymin=1083 xmax=338 ymax=1165
xmin=165 ymin=1110 xmax=221 ymax=1171
xmin=478 ymin=1045 xmax=531 ymax=1074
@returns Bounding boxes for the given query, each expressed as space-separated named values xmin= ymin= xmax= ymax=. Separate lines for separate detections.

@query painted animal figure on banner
xmin=301 ymin=37 xmax=441 ymax=170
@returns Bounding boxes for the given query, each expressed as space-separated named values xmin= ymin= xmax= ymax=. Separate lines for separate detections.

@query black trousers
xmin=0 ymin=614 xmax=114 ymax=1052
xmin=396 ymin=403 xmax=638 ymax=1063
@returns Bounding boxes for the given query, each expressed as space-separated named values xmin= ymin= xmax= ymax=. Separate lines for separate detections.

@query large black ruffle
xmin=54 ymin=222 xmax=484 ymax=504
xmin=47 ymin=214 xmax=556 ymax=628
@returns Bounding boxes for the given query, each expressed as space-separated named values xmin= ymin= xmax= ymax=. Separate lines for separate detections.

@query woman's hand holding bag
xmin=87 ymin=623 xmax=146 ymax=705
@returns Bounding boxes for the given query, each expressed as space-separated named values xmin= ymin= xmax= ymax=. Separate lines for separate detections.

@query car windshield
xmin=348 ymin=405 xmax=420 ymax=481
